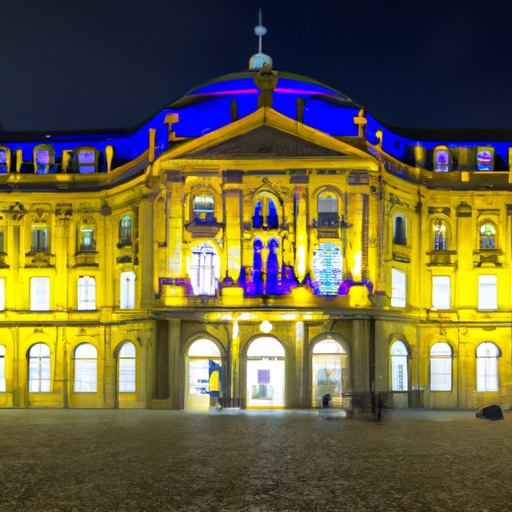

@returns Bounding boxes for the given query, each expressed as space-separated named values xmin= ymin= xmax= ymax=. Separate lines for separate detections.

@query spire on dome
xmin=249 ymin=9 xmax=273 ymax=70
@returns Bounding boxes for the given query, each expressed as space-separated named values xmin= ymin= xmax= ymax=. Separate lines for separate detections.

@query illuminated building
xmin=1 ymin=26 xmax=512 ymax=412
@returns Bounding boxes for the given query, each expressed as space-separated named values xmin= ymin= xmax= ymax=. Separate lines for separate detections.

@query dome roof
xmin=168 ymin=69 xmax=358 ymax=110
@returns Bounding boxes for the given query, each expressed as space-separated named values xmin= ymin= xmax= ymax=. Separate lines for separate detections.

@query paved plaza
xmin=0 ymin=408 xmax=510 ymax=511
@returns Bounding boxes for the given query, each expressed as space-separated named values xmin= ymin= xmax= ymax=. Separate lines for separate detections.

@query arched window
xmin=430 ymin=343 xmax=452 ymax=391
xmin=390 ymin=341 xmax=408 ymax=391
xmin=433 ymin=219 xmax=447 ymax=251
xmin=190 ymin=243 xmax=220 ymax=295
xmin=119 ymin=216 xmax=132 ymax=246
xmin=31 ymin=223 xmax=49 ymax=253
xmin=317 ymin=191 xmax=339 ymax=227
xmin=312 ymin=339 xmax=347 ymax=407
xmin=120 ymin=271 xmax=136 ymax=309
xmin=118 ymin=342 xmax=136 ymax=393
xmin=247 ymin=337 xmax=285 ymax=407
xmin=193 ymin=194 xmax=215 ymax=223
xmin=480 ymin=223 xmax=496 ymax=249
xmin=0 ymin=345 xmax=5 ymax=392
xmin=186 ymin=339 xmax=222 ymax=409
xmin=476 ymin=342 xmax=499 ymax=392
xmin=393 ymin=214 xmax=406 ymax=245
xmin=74 ymin=343 xmax=97 ymax=392
xmin=434 ymin=148 xmax=450 ymax=172
xmin=28 ymin=343 xmax=51 ymax=393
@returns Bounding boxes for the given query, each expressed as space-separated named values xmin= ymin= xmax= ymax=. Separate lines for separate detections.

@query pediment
xmin=180 ymin=125 xmax=347 ymax=159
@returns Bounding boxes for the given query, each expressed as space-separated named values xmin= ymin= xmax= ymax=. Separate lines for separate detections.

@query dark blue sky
xmin=2 ymin=0 xmax=512 ymax=131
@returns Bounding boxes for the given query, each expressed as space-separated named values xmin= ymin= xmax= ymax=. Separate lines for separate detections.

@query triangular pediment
xmin=158 ymin=107 xmax=378 ymax=164
xmin=180 ymin=125 xmax=347 ymax=159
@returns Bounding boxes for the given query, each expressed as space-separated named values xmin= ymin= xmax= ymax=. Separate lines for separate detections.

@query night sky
xmin=2 ymin=0 xmax=512 ymax=132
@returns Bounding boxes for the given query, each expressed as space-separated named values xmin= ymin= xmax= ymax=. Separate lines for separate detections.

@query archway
xmin=311 ymin=338 xmax=347 ymax=408
xmin=246 ymin=337 xmax=285 ymax=407
xmin=185 ymin=339 xmax=222 ymax=410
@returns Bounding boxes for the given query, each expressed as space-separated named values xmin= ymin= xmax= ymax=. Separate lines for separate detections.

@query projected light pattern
xmin=312 ymin=243 xmax=343 ymax=295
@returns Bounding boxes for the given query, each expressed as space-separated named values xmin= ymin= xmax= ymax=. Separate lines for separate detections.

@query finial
xmin=254 ymin=9 xmax=266 ymax=54
xmin=249 ymin=9 xmax=273 ymax=70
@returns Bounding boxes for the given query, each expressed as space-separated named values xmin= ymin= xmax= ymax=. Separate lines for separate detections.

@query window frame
xmin=393 ymin=213 xmax=407 ymax=246
xmin=390 ymin=340 xmax=408 ymax=392
xmin=430 ymin=342 xmax=453 ymax=392
xmin=118 ymin=342 xmax=137 ymax=393
xmin=28 ymin=343 xmax=51 ymax=393
xmin=478 ymin=275 xmax=497 ymax=311
xmin=476 ymin=342 xmax=499 ymax=392
xmin=432 ymin=275 xmax=451 ymax=310
xmin=73 ymin=343 xmax=98 ymax=393
xmin=119 ymin=215 xmax=132 ymax=246
xmin=77 ymin=276 xmax=96 ymax=311
xmin=391 ymin=268 xmax=406 ymax=308
xmin=30 ymin=277 xmax=50 ymax=311
xmin=120 ymin=271 xmax=136 ymax=309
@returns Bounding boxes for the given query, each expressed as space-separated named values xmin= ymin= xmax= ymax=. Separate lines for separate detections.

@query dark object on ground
xmin=476 ymin=404 xmax=504 ymax=421
xmin=322 ymin=394 xmax=332 ymax=408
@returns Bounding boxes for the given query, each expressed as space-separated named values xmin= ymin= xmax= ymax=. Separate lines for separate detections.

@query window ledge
xmin=426 ymin=250 xmax=457 ymax=255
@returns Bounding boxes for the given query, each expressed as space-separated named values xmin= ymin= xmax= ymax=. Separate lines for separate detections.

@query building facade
xmin=0 ymin=55 xmax=511 ymax=411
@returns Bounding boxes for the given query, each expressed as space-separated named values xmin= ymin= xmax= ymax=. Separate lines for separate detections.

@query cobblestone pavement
xmin=0 ymin=408 xmax=510 ymax=511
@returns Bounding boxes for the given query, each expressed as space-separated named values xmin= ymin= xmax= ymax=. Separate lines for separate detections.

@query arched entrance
xmin=246 ymin=337 xmax=285 ymax=408
xmin=185 ymin=339 xmax=222 ymax=410
xmin=311 ymin=339 xmax=348 ymax=408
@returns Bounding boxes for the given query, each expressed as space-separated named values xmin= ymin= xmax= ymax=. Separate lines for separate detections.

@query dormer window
xmin=434 ymin=147 xmax=450 ymax=172
xmin=0 ymin=147 xmax=9 ymax=174
xmin=78 ymin=149 xmax=96 ymax=174
xmin=480 ymin=223 xmax=496 ymax=249
xmin=119 ymin=216 xmax=132 ymax=246
xmin=193 ymin=194 xmax=215 ymax=223
xmin=318 ymin=191 xmax=339 ymax=227
xmin=34 ymin=145 xmax=54 ymax=174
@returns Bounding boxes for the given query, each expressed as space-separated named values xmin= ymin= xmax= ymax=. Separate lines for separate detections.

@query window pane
xmin=188 ymin=339 xmax=221 ymax=357
xmin=0 ymin=352 xmax=5 ymax=392
xmin=432 ymin=276 xmax=450 ymax=310
xmin=391 ymin=269 xmax=406 ymax=308
xmin=312 ymin=339 xmax=345 ymax=354
xmin=119 ymin=358 xmax=136 ymax=392
xmin=119 ymin=342 xmax=136 ymax=358
xmin=78 ymin=276 xmax=96 ymax=310
xmin=74 ymin=359 xmax=97 ymax=392
xmin=391 ymin=355 xmax=408 ymax=391
xmin=30 ymin=278 xmax=50 ymax=311
xmin=120 ymin=272 xmax=136 ymax=309
xmin=477 ymin=356 xmax=498 ymax=392
xmin=478 ymin=275 xmax=497 ymax=310
xmin=29 ymin=344 xmax=51 ymax=393
xmin=431 ymin=355 xmax=452 ymax=391
xmin=247 ymin=337 xmax=285 ymax=357
xmin=0 ymin=278 xmax=5 ymax=311
xmin=189 ymin=244 xmax=220 ymax=296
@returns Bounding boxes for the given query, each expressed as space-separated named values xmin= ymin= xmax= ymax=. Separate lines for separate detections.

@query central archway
xmin=246 ymin=337 xmax=285 ymax=408
xmin=185 ymin=339 xmax=222 ymax=410
xmin=311 ymin=339 xmax=347 ymax=408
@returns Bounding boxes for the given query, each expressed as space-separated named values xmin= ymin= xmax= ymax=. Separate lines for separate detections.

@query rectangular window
xmin=74 ymin=360 xmax=97 ymax=392
xmin=391 ymin=268 xmax=406 ymax=308
xmin=78 ymin=276 xmax=96 ymax=310
xmin=31 ymin=225 xmax=48 ymax=252
xmin=478 ymin=275 xmax=497 ymax=311
xmin=0 ymin=278 xmax=5 ymax=311
xmin=432 ymin=276 xmax=451 ymax=310
xmin=120 ymin=271 xmax=136 ymax=309
xmin=30 ymin=277 xmax=50 ymax=311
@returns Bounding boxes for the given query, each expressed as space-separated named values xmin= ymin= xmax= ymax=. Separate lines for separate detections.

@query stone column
xmin=54 ymin=218 xmax=70 ymax=311
xmin=168 ymin=319 xmax=182 ymax=409
xmin=138 ymin=199 xmax=154 ymax=308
